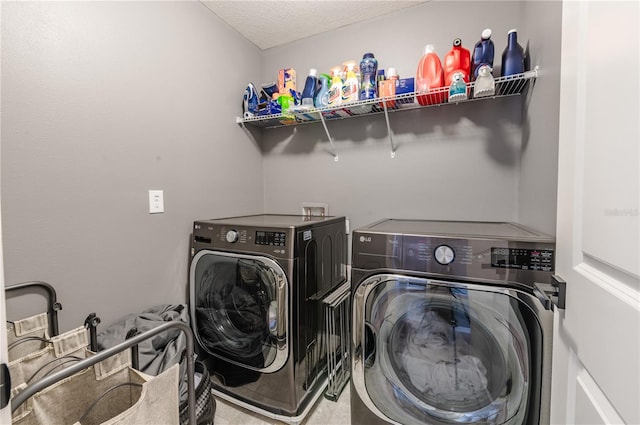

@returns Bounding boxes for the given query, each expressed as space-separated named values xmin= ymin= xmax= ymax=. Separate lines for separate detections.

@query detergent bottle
xmin=359 ymin=53 xmax=378 ymax=100
xmin=501 ymin=29 xmax=525 ymax=77
xmin=448 ymin=72 xmax=468 ymax=102
xmin=300 ymin=68 xmax=318 ymax=108
xmin=243 ymin=82 xmax=259 ymax=118
xmin=415 ymin=45 xmax=445 ymax=106
xmin=444 ymin=38 xmax=471 ymax=86
xmin=328 ymin=66 xmax=343 ymax=106
xmin=314 ymin=74 xmax=331 ymax=108
xmin=473 ymin=64 xmax=495 ymax=98
xmin=471 ymin=29 xmax=495 ymax=80
xmin=342 ymin=63 xmax=360 ymax=104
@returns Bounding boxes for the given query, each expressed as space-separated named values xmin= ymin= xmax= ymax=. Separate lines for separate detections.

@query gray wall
xmin=260 ymin=1 xmax=561 ymax=237
xmin=1 ymin=1 xmax=263 ymax=330
xmin=519 ymin=1 xmax=562 ymax=235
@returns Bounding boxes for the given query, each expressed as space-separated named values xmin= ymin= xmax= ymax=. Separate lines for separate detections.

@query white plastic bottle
xmin=473 ymin=64 xmax=495 ymax=98
xmin=342 ymin=63 xmax=360 ymax=104
xmin=328 ymin=67 xmax=343 ymax=107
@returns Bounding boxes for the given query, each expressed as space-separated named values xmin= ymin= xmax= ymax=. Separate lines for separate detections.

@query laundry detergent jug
xmin=415 ymin=45 xmax=445 ymax=106
xmin=444 ymin=38 xmax=471 ymax=86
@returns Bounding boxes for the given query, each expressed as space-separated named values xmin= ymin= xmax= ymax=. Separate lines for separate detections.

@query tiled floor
xmin=213 ymin=385 xmax=351 ymax=425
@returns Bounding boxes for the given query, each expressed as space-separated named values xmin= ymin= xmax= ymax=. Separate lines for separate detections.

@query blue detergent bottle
xmin=243 ymin=82 xmax=259 ymax=118
xmin=472 ymin=28 xmax=495 ymax=80
xmin=301 ymin=68 xmax=318 ymax=108
xmin=359 ymin=53 xmax=378 ymax=100
xmin=314 ymin=74 xmax=330 ymax=108
xmin=501 ymin=29 xmax=525 ymax=77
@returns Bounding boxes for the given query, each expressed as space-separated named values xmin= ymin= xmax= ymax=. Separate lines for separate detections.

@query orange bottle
xmin=416 ymin=45 xmax=445 ymax=106
xmin=444 ymin=38 xmax=471 ymax=86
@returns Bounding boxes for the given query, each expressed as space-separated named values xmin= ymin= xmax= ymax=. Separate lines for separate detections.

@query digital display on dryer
xmin=255 ymin=231 xmax=286 ymax=246
xmin=491 ymin=248 xmax=554 ymax=271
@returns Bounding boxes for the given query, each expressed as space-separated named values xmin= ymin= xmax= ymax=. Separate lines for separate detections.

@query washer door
xmin=352 ymin=274 xmax=540 ymax=425
xmin=190 ymin=250 xmax=288 ymax=373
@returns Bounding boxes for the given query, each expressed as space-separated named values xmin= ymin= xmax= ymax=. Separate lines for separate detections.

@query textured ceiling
xmin=201 ymin=1 xmax=429 ymax=50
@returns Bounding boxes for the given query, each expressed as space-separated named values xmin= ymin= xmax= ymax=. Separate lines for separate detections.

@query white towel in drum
xmin=400 ymin=311 xmax=488 ymax=400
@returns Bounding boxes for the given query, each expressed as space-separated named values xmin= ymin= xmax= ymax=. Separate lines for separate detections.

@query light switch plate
xmin=149 ymin=190 xmax=164 ymax=214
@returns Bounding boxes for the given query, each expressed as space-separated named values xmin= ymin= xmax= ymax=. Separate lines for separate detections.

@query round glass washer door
xmin=190 ymin=250 xmax=288 ymax=373
xmin=353 ymin=275 xmax=538 ymax=425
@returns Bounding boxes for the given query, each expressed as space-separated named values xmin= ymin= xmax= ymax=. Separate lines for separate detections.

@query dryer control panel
xmin=352 ymin=231 xmax=555 ymax=285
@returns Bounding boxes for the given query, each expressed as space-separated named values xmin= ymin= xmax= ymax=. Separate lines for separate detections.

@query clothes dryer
xmin=189 ymin=214 xmax=346 ymax=423
xmin=350 ymin=219 xmax=556 ymax=425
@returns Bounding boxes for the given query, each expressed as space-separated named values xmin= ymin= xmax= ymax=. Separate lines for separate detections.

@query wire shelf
xmin=236 ymin=68 xmax=537 ymax=129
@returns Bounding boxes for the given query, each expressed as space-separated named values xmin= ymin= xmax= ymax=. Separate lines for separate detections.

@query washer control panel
xmin=352 ymin=231 xmax=555 ymax=283
xmin=434 ymin=245 xmax=455 ymax=265
xmin=192 ymin=221 xmax=293 ymax=259
xmin=225 ymin=230 xmax=239 ymax=243
xmin=255 ymin=231 xmax=286 ymax=247
xmin=491 ymin=247 xmax=554 ymax=271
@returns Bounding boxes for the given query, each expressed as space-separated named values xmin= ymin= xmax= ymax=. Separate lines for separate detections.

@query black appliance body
xmin=190 ymin=214 xmax=346 ymax=423
xmin=350 ymin=219 xmax=555 ymax=425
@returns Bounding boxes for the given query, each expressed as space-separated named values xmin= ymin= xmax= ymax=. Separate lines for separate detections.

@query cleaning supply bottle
xmin=328 ymin=66 xmax=343 ymax=107
xmin=472 ymin=29 xmax=495 ymax=80
xmin=359 ymin=53 xmax=378 ymax=100
xmin=473 ymin=64 xmax=495 ymax=98
xmin=243 ymin=82 xmax=259 ymax=118
xmin=444 ymin=38 xmax=471 ymax=87
xmin=342 ymin=63 xmax=360 ymax=104
xmin=501 ymin=29 xmax=525 ymax=77
xmin=314 ymin=73 xmax=330 ymax=108
xmin=448 ymin=72 xmax=468 ymax=102
xmin=300 ymin=68 xmax=318 ymax=108
xmin=416 ymin=44 xmax=445 ymax=106
xmin=379 ymin=67 xmax=398 ymax=109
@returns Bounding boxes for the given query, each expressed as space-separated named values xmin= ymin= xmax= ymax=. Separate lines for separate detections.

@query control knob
xmin=434 ymin=245 xmax=455 ymax=265
xmin=225 ymin=230 xmax=239 ymax=243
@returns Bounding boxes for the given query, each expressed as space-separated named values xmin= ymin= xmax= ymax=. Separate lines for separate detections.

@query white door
xmin=552 ymin=1 xmax=639 ymax=424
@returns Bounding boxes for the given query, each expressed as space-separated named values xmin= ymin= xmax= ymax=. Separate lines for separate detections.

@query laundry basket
xmin=9 ymin=326 xmax=89 ymax=392
xmin=95 ymin=304 xmax=214 ymax=424
xmin=11 ymin=321 xmax=198 ymax=425
xmin=12 ymin=350 xmax=180 ymax=425
xmin=6 ymin=281 xmax=62 ymax=362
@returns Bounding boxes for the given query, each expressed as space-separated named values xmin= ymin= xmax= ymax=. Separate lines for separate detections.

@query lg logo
xmin=359 ymin=236 xmax=372 ymax=243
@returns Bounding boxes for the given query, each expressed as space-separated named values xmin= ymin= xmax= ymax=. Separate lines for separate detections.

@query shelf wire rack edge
xmin=237 ymin=68 xmax=538 ymax=129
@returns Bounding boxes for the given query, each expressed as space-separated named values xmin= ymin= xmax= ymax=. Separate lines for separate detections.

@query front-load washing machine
xmin=350 ymin=219 xmax=556 ymax=425
xmin=189 ymin=214 xmax=347 ymax=423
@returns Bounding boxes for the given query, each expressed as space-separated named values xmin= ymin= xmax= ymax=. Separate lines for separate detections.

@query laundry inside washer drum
xmin=387 ymin=300 xmax=508 ymax=413
xmin=195 ymin=259 xmax=275 ymax=366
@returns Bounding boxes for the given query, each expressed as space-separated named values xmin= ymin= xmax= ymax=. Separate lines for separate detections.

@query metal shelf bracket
xmin=381 ymin=101 xmax=397 ymax=158
xmin=318 ymin=112 xmax=339 ymax=162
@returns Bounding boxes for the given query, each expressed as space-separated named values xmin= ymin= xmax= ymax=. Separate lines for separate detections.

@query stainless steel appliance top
xmin=196 ymin=214 xmax=342 ymax=229
xmin=360 ymin=219 xmax=554 ymax=243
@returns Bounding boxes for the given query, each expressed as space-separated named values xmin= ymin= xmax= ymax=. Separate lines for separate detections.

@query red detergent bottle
xmin=416 ymin=44 xmax=445 ymax=106
xmin=444 ymin=38 xmax=471 ymax=86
